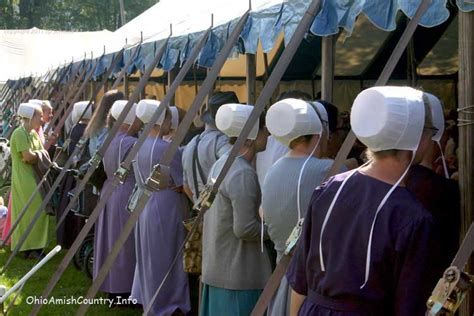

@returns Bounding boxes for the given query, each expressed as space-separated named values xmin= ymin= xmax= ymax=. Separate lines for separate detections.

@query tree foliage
xmin=0 ymin=0 xmax=158 ymax=31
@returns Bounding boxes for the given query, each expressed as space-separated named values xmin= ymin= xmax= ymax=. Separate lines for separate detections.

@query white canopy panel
xmin=0 ymin=27 xmax=114 ymax=82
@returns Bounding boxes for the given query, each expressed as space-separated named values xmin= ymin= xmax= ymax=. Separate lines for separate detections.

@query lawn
xmin=0 ymin=217 xmax=141 ymax=315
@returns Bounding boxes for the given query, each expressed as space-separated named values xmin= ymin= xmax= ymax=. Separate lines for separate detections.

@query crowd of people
xmin=1 ymin=85 xmax=461 ymax=315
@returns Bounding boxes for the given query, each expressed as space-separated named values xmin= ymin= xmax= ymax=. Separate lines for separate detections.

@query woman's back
xmin=287 ymin=171 xmax=437 ymax=315
xmin=262 ymin=156 xmax=334 ymax=261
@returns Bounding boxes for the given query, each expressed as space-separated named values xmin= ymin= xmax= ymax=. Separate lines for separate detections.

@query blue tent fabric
xmin=103 ymin=0 xmax=472 ymax=78
xmin=309 ymin=0 xmax=452 ymax=36
xmin=458 ymin=0 xmax=474 ymax=12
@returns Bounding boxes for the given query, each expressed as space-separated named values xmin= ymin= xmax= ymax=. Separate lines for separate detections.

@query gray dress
xmin=182 ymin=128 xmax=230 ymax=203
xmin=131 ymin=137 xmax=190 ymax=315
xmin=202 ymin=155 xmax=272 ymax=290
xmin=93 ymin=132 xmax=137 ymax=293
xmin=262 ymin=156 xmax=342 ymax=316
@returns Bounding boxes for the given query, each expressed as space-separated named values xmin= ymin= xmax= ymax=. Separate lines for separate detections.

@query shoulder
xmin=228 ymin=159 xmax=257 ymax=182
xmin=11 ymin=127 xmax=25 ymax=138
xmin=182 ymin=135 xmax=197 ymax=154
xmin=11 ymin=127 xmax=27 ymax=143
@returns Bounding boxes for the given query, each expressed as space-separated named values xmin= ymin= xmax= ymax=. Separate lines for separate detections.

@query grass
xmin=0 ymin=217 xmax=141 ymax=315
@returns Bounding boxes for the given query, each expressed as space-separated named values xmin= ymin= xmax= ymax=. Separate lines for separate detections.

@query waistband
xmin=307 ymin=290 xmax=385 ymax=314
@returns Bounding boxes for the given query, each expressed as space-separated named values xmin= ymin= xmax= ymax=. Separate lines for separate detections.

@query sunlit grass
xmin=0 ymin=218 xmax=140 ymax=315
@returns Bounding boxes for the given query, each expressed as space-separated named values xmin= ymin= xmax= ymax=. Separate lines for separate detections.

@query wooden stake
xmin=168 ymin=65 xmax=179 ymax=105
xmin=246 ymin=53 xmax=257 ymax=104
xmin=321 ymin=35 xmax=336 ymax=102
xmin=458 ymin=9 xmax=474 ymax=316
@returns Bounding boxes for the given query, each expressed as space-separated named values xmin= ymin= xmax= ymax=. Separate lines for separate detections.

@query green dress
xmin=10 ymin=126 xmax=49 ymax=251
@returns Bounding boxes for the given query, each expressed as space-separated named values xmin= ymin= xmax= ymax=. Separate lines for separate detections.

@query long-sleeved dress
xmin=56 ymin=123 xmax=87 ymax=248
xmin=201 ymin=155 xmax=272 ymax=316
xmin=131 ymin=136 xmax=190 ymax=315
xmin=262 ymin=157 xmax=343 ymax=316
xmin=93 ymin=131 xmax=137 ymax=294
xmin=287 ymin=171 xmax=438 ymax=316
xmin=10 ymin=126 xmax=49 ymax=251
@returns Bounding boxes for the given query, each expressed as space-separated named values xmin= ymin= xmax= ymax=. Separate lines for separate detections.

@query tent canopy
xmin=1 ymin=0 xmax=472 ymax=83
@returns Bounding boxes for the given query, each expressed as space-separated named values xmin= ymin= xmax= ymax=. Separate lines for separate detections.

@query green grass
xmin=0 ymin=217 xmax=141 ymax=315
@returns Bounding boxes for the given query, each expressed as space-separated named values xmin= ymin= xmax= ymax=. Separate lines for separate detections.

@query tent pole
xmin=246 ymin=53 xmax=257 ymax=104
xmin=124 ymin=72 xmax=129 ymax=98
xmin=321 ymin=35 xmax=336 ymax=103
xmin=168 ymin=65 xmax=178 ymax=105
xmin=458 ymin=9 xmax=474 ymax=316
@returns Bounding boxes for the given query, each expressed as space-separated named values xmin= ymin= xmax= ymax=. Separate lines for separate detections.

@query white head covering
xmin=18 ymin=103 xmax=40 ymax=119
xmin=424 ymin=92 xmax=449 ymax=178
xmin=266 ymin=98 xmax=322 ymax=146
xmin=215 ymin=103 xmax=259 ymax=140
xmin=136 ymin=99 xmax=166 ymax=125
xmin=110 ymin=100 xmax=137 ymax=125
xmin=72 ymin=101 xmax=93 ymax=125
xmin=28 ymin=99 xmax=43 ymax=107
xmin=351 ymin=86 xmax=425 ymax=152
xmin=169 ymin=106 xmax=179 ymax=130
xmin=42 ymin=100 xmax=52 ymax=109
xmin=319 ymin=86 xmax=427 ymax=290
xmin=312 ymin=101 xmax=329 ymax=139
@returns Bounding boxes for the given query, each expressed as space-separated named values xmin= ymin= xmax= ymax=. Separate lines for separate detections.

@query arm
xmin=229 ymin=169 xmax=264 ymax=240
xmin=393 ymin=217 xmax=438 ymax=316
xmin=12 ymin=128 xmax=38 ymax=164
xmin=290 ymin=289 xmax=306 ymax=316
xmin=183 ymin=184 xmax=194 ymax=201
xmin=286 ymin=189 xmax=323 ymax=312
xmin=21 ymin=150 xmax=39 ymax=164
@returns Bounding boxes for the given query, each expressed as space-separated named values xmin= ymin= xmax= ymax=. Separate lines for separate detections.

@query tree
xmin=0 ymin=0 xmax=158 ymax=31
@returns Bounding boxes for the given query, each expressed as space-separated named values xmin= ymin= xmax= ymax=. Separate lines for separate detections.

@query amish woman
xmin=288 ymin=86 xmax=439 ymax=315
xmin=200 ymin=103 xmax=272 ymax=316
xmin=10 ymin=103 xmax=49 ymax=259
xmin=84 ymin=90 xmax=124 ymax=156
xmin=131 ymin=99 xmax=190 ymax=315
xmin=56 ymin=101 xmax=93 ymax=248
xmin=407 ymin=92 xmax=460 ymax=277
xmin=93 ymin=100 xmax=139 ymax=297
xmin=262 ymin=99 xmax=344 ymax=315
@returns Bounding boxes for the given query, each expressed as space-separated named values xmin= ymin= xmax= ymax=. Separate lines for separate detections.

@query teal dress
xmin=201 ymin=285 xmax=262 ymax=316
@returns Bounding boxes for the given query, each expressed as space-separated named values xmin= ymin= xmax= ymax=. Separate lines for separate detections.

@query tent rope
xmin=458 ymin=104 xmax=474 ymax=127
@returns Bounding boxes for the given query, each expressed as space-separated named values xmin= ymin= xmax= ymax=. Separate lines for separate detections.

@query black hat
xmin=201 ymin=91 xmax=239 ymax=124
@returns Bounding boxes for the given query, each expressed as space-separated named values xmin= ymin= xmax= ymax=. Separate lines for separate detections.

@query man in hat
xmin=182 ymin=91 xmax=239 ymax=203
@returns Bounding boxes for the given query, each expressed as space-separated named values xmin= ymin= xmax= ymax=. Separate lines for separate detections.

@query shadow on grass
xmin=0 ymin=217 xmax=141 ymax=315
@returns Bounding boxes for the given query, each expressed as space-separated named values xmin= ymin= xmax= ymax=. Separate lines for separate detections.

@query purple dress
xmin=131 ymin=137 xmax=190 ymax=315
xmin=287 ymin=171 xmax=438 ymax=316
xmin=93 ymin=132 xmax=137 ymax=294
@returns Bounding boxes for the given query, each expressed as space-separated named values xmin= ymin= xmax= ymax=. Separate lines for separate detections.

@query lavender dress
xmin=131 ymin=136 xmax=190 ymax=315
xmin=93 ymin=132 xmax=137 ymax=294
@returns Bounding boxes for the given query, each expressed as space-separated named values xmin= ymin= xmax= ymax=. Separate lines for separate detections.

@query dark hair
xmin=85 ymin=90 xmax=124 ymax=138
xmin=277 ymin=90 xmax=312 ymax=102
xmin=106 ymin=113 xmax=116 ymax=129
xmin=316 ymin=100 xmax=338 ymax=133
